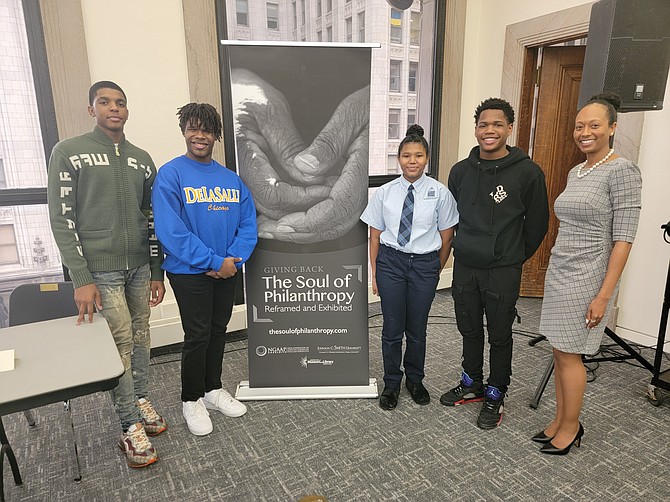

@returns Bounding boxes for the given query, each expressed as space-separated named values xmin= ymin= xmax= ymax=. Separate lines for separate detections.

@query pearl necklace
xmin=577 ymin=149 xmax=614 ymax=178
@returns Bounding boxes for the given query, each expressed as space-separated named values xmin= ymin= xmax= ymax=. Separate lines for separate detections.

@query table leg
xmin=0 ymin=416 xmax=23 ymax=502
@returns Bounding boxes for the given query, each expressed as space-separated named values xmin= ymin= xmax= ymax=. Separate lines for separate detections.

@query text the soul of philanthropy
xmin=264 ymin=289 xmax=355 ymax=305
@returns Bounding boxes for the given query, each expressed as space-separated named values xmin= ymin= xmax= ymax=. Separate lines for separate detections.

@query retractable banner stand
xmin=222 ymin=42 xmax=377 ymax=400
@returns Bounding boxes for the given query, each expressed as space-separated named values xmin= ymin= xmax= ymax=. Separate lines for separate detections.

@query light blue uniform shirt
xmin=361 ymin=174 xmax=459 ymax=254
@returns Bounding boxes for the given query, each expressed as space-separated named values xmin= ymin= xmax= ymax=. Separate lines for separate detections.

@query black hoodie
xmin=448 ymin=145 xmax=549 ymax=269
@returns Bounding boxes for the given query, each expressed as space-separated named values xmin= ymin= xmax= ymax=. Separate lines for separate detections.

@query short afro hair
xmin=474 ymin=97 xmax=515 ymax=125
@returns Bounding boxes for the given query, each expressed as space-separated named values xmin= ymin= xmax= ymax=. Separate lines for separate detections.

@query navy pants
xmin=376 ymin=245 xmax=440 ymax=388
xmin=452 ymin=262 xmax=521 ymax=393
xmin=167 ymin=271 xmax=238 ymax=402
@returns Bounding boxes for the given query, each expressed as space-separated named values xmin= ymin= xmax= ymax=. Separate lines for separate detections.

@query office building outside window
xmin=267 ymin=3 xmax=279 ymax=30
xmin=408 ymin=61 xmax=418 ymax=93
xmin=410 ymin=11 xmax=421 ymax=46
xmin=0 ymin=0 xmax=64 ymax=311
xmin=300 ymin=0 xmax=305 ymax=26
xmin=0 ymin=158 xmax=6 ymax=189
xmin=222 ymin=0 xmax=440 ymax=178
xmin=390 ymin=9 xmax=402 ymax=44
xmin=389 ymin=60 xmax=401 ymax=92
xmin=236 ymin=0 xmax=248 ymax=26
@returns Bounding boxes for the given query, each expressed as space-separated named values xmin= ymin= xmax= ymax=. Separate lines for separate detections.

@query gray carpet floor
xmin=2 ymin=291 xmax=670 ymax=501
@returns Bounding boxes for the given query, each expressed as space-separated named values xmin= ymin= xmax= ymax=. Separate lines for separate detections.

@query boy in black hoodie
xmin=440 ymin=98 xmax=548 ymax=429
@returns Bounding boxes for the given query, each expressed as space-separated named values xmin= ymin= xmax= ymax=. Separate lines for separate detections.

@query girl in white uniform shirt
xmin=361 ymin=125 xmax=458 ymax=410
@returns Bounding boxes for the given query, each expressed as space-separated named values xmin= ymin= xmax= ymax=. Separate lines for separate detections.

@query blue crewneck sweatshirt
xmin=152 ymin=155 xmax=258 ymax=274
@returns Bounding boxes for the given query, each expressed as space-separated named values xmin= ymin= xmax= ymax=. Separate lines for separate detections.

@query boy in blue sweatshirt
xmin=152 ymin=103 xmax=257 ymax=436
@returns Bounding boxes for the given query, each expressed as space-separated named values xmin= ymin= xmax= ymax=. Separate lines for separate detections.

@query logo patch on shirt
xmin=490 ymin=185 xmax=508 ymax=204
xmin=425 ymin=188 xmax=437 ymax=200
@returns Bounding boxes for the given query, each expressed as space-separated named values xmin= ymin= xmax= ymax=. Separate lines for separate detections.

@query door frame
xmin=500 ymin=3 xmax=592 ymax=146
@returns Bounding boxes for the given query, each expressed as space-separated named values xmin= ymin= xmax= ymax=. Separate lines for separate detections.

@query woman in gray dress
xmin=534 ymin=93 xmax=642 ymax=455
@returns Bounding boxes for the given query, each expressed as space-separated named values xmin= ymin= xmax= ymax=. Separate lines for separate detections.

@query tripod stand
xmin=528 ymin=220 xmax=670 ymax=409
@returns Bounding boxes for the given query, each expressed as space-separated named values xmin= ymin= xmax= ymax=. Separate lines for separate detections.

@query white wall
xmin=80 ymin=0 xmax=191 ymax=168
xmin=79 ymin=0 xmax=194 ymax=346
xmin=459 ymin=0 xmax=593 ymax=158
xmin=617 ymin=77 xmax=670 ymax=349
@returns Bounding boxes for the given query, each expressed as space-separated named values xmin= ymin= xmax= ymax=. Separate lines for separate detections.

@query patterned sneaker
xmin=138 ymin=397 xmax=167 ymax=436
xmin=118 ymin=422 xmax=158 ymax=468
xmin=440 ymin=372 xmax=485 ymax=406
xmin=477 ymin=386 xmax=505 ymax=430
xmin=183 ymin=398 xmax=213 ymax=436
xmin=203 ymin=388 xmax=247 ymax=418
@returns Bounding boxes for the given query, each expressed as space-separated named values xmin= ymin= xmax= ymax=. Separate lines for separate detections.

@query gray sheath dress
xmin=540 ymin=157 xmax=642 ymax=355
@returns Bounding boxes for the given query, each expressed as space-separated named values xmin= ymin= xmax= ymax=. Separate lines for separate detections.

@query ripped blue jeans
xmin=92 ymin=263 xmax=151 ymax=431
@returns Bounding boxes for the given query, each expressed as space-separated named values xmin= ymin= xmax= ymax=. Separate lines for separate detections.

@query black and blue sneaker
xmin=477 ymin=385 xmax=505 ymax=430
xmin=440 ymin=372 xmax=485 ymax=406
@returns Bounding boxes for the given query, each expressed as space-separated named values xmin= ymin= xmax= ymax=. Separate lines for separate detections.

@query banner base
xmin=235 ymin=378 xmax=378 ymax=401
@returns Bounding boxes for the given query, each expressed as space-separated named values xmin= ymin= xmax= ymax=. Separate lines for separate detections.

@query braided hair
xmin=177 ymin=103 xmax=223 ymax=141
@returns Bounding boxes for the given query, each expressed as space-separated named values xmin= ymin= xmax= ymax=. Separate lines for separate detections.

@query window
xmin=389 ymin=60 xmax=401 ymax=92
xmin=408 ymin=62 xmax=418 ymax=93
xmin=222 ymin=0 xmax=443 ymax=177
xmin=300 ymin=0 xmax=305 ymax=26
xmin=407 ymin=109 xmax=416 ymax=129
xmin=410 ymin=11 xmax=421 ymax=46
xmin=0 ymin=225 xmax=19 ymax=265
xmin=236 ymin=0 xmax=248 ymax=26
xmin=387 ymin=155 xmax=399 ymax=173
xmin=0 ymin=158 xmax=6 ymax=189
xmin=388 ymin=109 xmax=400 ymax=139
xmin=267 ymin=3 xmax=279 ymax=30
xmin=0 ymin=0 xmax=64 ymax=308
xmin=390 ymin=8 xmax=402 ymax=44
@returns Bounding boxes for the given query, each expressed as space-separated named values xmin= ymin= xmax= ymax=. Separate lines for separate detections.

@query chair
xmin=8 ymin=282 xmax=83 ymax=481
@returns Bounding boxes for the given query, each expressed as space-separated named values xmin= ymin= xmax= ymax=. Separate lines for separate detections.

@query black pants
xmin=452 ymin=262 xmax=521 ymax=393
xmin=376 ymin=245 xmax=440 ymax=388
xmin=167 ymin=272 xmax=238 ymax=402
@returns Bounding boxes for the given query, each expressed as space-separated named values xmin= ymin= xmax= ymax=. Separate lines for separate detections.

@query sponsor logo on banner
xmin=256 ymin=345 xmax=309 ymax=357
xmin=300 ymin=356 xmax=334 ymax=368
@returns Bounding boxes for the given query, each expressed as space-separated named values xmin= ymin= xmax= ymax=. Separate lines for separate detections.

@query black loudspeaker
xmin=578 ymin=0 xmax=670 ymax=112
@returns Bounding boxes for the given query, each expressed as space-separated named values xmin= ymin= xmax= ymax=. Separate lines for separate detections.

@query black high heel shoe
xmin=539 ymin=423 xmax=584 ymax=455
xmin=531 ymin=430 xmax=554 ymax=444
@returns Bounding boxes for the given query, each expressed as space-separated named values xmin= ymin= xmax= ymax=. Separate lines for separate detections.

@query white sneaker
xmin=182 ymin=399 xmax=213 ymax=436
xmin=203 ymin=388 xmax=247 ymax=418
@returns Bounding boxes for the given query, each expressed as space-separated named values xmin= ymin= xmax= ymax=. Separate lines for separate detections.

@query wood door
xmin=520 ymin=45 xmax=586 ymax=297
